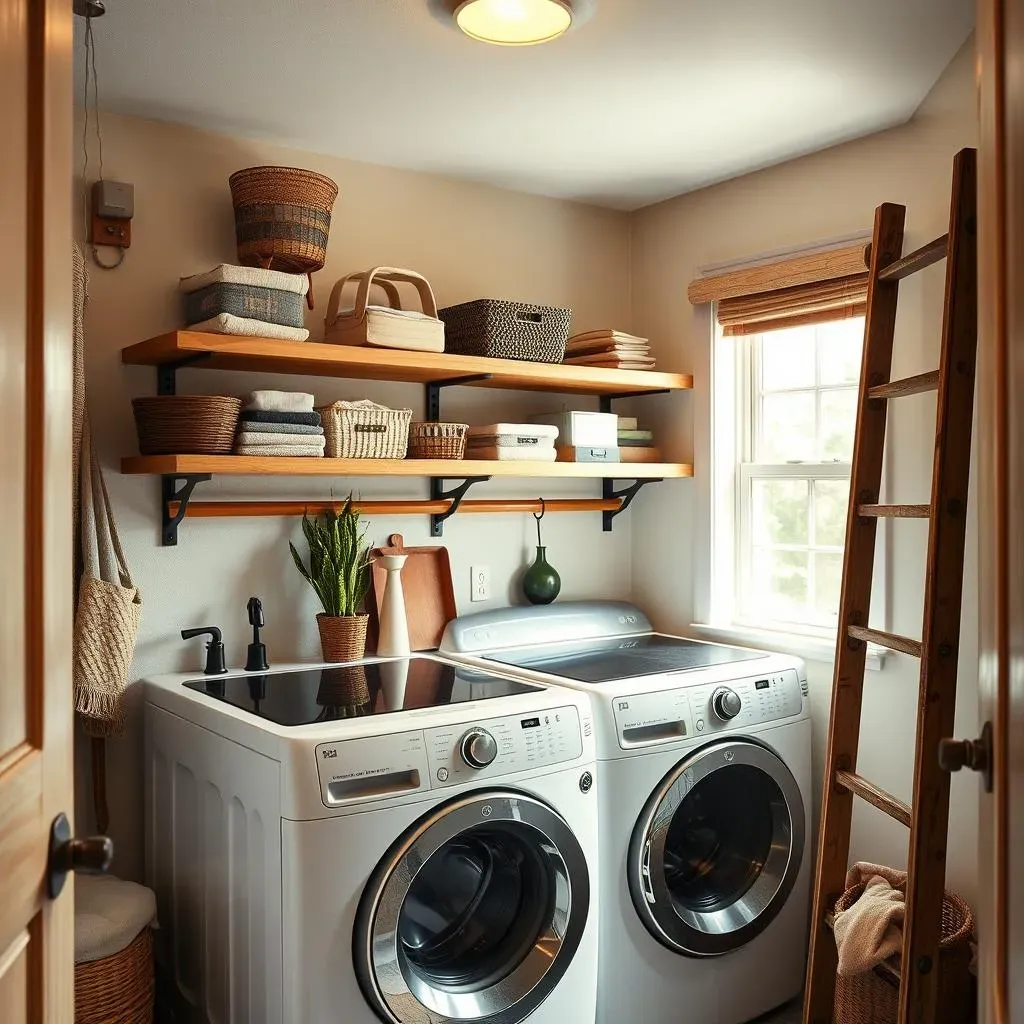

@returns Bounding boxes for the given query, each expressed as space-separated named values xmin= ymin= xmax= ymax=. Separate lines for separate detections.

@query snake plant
xmin=289 ymin=499 xmax=372 ymax=617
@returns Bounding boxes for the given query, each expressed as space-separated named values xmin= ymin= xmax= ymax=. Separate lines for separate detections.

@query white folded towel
xmin=235 ymin=443 xmax=325 ymax=457
xmin=245 ymin=390 xmax=316 ymax=414
xmin=236 ymin=430 xmax=326 ymax=448
xmin=463 ymin=445 xmax=558 ymax=462
xmin=75 ymin=875 xmax=157 ymax=964
xmin=180 ymin=263 xmax=309 ymax=295
xmin=188 ymin=312 xmax=310 ymax=342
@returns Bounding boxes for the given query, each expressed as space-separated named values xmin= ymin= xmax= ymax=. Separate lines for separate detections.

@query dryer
xmin=144 ymin=654 xmax=599 ymax=1024
xmin=441 ymin=602 xmax=812 ymax=1024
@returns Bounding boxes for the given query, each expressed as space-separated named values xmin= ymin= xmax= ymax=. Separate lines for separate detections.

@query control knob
xmin=460 ymin=728 xmax=498 ymax=769
xmin=711 ymin=687 xmax=742 ymax=721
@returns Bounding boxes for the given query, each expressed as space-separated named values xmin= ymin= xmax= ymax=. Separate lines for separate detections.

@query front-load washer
xmin=143 ymin=654 xmax=599 ymax=1024
xmin=441 ymin=601 xmax=812 ymax=1024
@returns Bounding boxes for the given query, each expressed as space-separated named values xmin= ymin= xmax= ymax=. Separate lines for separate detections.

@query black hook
xmin=533 ymin=498 xmax=546 ymax=546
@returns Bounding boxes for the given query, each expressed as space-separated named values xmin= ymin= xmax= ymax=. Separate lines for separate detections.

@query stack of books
xmin=617 ymin=416 xmax=662 ymax=464
xmin=563 ymin=330 xmax=655 ymax=370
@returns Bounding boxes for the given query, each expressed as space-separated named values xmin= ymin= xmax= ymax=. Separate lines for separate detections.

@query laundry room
xmin=6 ymin=0 xmax=997 ymax=1021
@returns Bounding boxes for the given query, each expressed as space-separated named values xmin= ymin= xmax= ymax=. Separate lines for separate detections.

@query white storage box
xmin=529 ymin=411 xmax=618 ymax=448
xmin=466 ymin=423 xmax=559 ymax=449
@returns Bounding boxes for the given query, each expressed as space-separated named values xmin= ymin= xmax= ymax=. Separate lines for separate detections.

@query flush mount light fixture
xmin=452 ymin=0 xmax=574 ymax=46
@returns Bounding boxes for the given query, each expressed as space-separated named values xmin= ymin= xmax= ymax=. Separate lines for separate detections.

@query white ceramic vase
xmin=376 ymin=553 xmax=411 ymax=657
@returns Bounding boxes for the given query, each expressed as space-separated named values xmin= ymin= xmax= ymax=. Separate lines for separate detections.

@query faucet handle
xmin=181 ymin=626 xmax=228 ymax=675
xmin=245 ymin=597 xmax=269 ymax=673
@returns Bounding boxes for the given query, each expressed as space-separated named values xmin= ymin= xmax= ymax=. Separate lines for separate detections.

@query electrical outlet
xmin=471 ymin=565 xmax=491 ymax=603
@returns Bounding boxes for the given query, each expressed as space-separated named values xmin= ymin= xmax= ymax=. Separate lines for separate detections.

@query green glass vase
xmin=523 ymin=545 xmax=561 ymax=605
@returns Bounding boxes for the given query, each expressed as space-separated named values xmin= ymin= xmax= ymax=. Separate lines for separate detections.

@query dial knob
xmin=460 ymin=729 xmax=498 ymax=769
xmin=712 ymin=687 xmax=742 ymax=721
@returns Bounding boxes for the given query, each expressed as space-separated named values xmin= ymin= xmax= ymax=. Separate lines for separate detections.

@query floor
xmin=752 ymin=999 xmax=802 ymax=1023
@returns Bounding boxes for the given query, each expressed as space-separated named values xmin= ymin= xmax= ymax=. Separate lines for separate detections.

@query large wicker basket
xmin=75 ymin=927 xmax=154 ymax=1024
xmin=132 ymin=396 xmax=241 ymax=455
xmin=833 ymin=883 xmax=975 ymax=1024
xmin=438 ymin=298 xmax=572 ymax=364
xmin=317 ymin=400 xmax=412 ymax=459
xmin=407 ymin=422 xmax=468 ymax=459
xmin=229 ymin=166 xmax=338 ymax=309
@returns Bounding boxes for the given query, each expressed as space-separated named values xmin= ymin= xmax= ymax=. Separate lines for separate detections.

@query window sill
xmin=690 ymin=622 xmax=886 ymax=672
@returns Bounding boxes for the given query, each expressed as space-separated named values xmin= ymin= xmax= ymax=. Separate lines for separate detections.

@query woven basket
xmin=438 ymin=298 xmax=572 ymax=364
xmin=317 ymin=400 xmax=412 ymax=459
xmin=317 ymin=613 xmax=369 ymax=663
xmin=408 ymin=422 xmax=469 ymax=459
xmin=75 ymin=927 xmax=154 ymax=1024
xmin=833 ymin=883 xmax=975 ymax=1024
xmin=132 ymin=396 xmax=241 ymax=455
xmin=229 ymin=166 xmax=339 ymax=309
xmin=316 ymin=664 xmax=372 ymax=716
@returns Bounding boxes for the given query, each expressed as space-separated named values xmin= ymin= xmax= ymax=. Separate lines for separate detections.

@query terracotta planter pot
xmin=316 ymin=613 xmax=369 ymax=663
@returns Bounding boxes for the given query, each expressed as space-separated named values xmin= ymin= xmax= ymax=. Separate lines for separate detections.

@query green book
xmin=617 ymin=429 xmax=654 ymax=442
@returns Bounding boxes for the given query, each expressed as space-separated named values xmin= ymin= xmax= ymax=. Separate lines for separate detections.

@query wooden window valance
xmin=715 ymin=273 xmax=868 ymax=336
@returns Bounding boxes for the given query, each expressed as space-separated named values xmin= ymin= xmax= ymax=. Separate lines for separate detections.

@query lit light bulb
xmin=454 ymin=0 xmax=573 ymax=45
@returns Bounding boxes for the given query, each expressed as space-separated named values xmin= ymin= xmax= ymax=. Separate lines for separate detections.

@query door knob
xmin=46 ymin=812 xmax=114 ymax=899
xmin=938 ymin=721 xmax=992 ymax=793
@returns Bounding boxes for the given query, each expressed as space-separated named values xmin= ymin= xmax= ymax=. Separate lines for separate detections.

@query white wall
xmin=78 ymin=114 xmax=654 ymax=879
xmin=629 ymin=40 xmax=980 ymax=898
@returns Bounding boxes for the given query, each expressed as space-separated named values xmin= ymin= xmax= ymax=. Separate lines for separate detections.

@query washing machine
xmin=441 ymin=601 xmax=812 ymax=1024
xmin=143 ymin=654 xmax=599 ymax=1024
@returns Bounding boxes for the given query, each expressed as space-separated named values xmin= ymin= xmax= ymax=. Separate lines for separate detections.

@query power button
xmin=436 ymin=767 xmax=449 ymax=782
xmin=579 ymin=771 xmax=593 ymax=793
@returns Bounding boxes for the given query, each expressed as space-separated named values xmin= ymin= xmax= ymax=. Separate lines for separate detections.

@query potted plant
xmin=289 ymin=499 xmax=373 ymax=663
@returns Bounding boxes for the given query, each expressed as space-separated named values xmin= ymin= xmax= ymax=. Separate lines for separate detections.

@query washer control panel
xmin=315 ymin=731 xmax=430 ymax=808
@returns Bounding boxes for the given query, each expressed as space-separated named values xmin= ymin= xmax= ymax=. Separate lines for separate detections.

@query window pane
xmin=760 ymin=328 xmax=816 ymax=390
xmin=813 ymin=551 xmax=844 ymax=622
xmin=752 ymin=479 xmax=809 ymax=547
xmin=751 ymin=548 xmax=809 ymax=622
xmin=759 ymin=392 xmax=816 ymax=462
xmin=819 ymin=388 xmax=857 ymax=460
xmin=814 ymin=479 xmax=850 ymax=547
xmin=818 ymin=318 xmax=864 ymax=385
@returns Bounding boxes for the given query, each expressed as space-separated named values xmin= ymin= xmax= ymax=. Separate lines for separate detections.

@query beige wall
xmin=79 ymin=114 xmax=642 ymax=879
xmin=629 ymin=39 xmax=980 ymax=898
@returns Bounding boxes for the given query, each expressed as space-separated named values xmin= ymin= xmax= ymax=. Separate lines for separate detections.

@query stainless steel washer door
xmin=354 ymin=790 xmax=590 ymax=1024
xmin=628 ymin=738 xmax=805 ymax=957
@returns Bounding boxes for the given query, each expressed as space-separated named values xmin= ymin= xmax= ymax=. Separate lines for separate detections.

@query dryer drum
xmin=628 ymin=738 xmax=805 ymax=958
xmin=354 ymin=790 xmax=591 ymax=1024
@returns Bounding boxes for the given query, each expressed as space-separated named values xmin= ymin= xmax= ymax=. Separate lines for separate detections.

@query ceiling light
xmin=453 ymin=0 xmax=573 ymax=46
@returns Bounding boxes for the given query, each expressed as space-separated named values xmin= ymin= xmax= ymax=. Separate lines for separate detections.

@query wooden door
xmin=976 ymin=2 xmax=1023 ymax=1022
xmin=0 ymin=0 xmax=74 ymax=1019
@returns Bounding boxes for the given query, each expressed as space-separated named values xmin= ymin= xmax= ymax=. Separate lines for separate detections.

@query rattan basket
xmin=438 ymin=298 xmax=572 ymax=364
xmin=317 ymin=614 xmax=369 ymax=663
xmin=833 ymin=883 xmax=975 ymax=1024
xmin=317 ymin=400 xmax=412 ymax=459
xmin=132 ymin=396 xmax=241 ymax=455
xmin=229 ymin=166 xmax=338 ymax=308
xmin=407 ymin=422 xmax=469 ymax=459
xmin=75 ymin=927 xmax=154 ymax=1024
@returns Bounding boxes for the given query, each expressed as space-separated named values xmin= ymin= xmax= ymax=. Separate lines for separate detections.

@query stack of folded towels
xmin=235 ymin=390 xmax=325 ymax=458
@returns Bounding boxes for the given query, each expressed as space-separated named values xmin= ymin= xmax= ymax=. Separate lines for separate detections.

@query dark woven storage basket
xmin=132 ymin=396 xmax=241 ymax=455
xmin=438 ymin=298 xmax=571 ymax=364
xmin=833 ymin=883 xmax=976 ymax=1024
xmin=183 ymin=281 xmax=306 ymax=328
xmin=75 ymin=927 xmax=154 ymax=1024
xmin=229 ymin=166 xmax=339 ymax=307
xmin=407 ymin=422 xmax=468 ymax=459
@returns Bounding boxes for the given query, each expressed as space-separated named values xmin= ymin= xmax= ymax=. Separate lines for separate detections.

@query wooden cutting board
xmin=367 ymin=533 xmax=457 ymax=653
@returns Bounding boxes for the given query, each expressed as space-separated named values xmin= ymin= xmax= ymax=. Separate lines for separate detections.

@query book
xmin=617 ymin=437 xmax=655 ymax=447
xmin=572 ymin=360 xmax=658 ymax=370
xmin=565 ymin=336 xmax=650 ymax=355
xmin=616 ymin=416 xmax=638 ymax=431
xmin=617 ymin=429 xmax=654 ymax=442
xmin=568 ymin=329 xmax=649 ymax=347
xmin=564 ymin=351 xmax=657 ymax=367
xmin=619 ymin=445 xmax=664 ymax=464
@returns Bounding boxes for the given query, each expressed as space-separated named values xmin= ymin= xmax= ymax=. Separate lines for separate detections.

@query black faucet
xmin=181 ymin=626 xmax=228 ymax=675
xmin=245 ymin=596 xmax=270 ymax=672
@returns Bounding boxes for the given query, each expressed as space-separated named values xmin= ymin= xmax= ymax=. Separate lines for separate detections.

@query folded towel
xmin=235 ymin=443 xmax=325 ymax=458
xmin=75 ymin=875 xmax=157 ymax=964
xmin=463 ymin=445 xmax=558 ymax=462
xmin=240 ymin=410 xmax=322 ymax=427
xmin=188 ymin=313 xmax=310 ymax=342
xmin=236 ymin=430 xmax=326 ymax=448
xmin=833 ymin=862 xmax=907 ymax=976
xmin=180 ymin=263 xmax=310 ymax=295
xmin=245 ymin=390 xmax=316 ymax=414
xmin=237 ymin=421 xmax=324 ymax=436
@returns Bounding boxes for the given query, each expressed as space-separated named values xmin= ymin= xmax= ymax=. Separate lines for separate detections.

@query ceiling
xmin=79 ymin=0 xmax=974 ymax=210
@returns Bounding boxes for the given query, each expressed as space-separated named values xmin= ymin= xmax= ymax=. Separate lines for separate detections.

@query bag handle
xmin=324 ymin=272 xmax=403 ymax=330
xmin=354 ymin=267 xmax=439 ymax=320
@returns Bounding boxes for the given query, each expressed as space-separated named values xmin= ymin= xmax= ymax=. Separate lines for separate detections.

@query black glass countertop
xmin=482 ymin=633 xmax=766 ymax=684
xmin=184 ymin=658 xmax=542 ymax=727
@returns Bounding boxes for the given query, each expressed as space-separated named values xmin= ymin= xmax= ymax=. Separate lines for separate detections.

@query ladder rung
xmin=857 ymin=503 xmax=932 ymax=519
xmin=868 ymin=370 xmax=940 ymax=400
xmin=835 ymin=769 xmax=913 ymax=826
xmin=877 ymin=233 xmax=949 ymax=281
xmin=847 ymin=624 xmax=923 ymax=657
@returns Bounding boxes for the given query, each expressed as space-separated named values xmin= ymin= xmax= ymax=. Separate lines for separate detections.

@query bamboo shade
xmin=716 ymin=273 xmax=868 ymax=336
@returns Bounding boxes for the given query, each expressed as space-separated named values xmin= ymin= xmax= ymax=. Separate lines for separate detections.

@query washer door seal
xmin=628 ymin=738 xmax=805 ymax=957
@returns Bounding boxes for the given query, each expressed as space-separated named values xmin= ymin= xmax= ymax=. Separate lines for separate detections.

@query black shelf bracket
xmin=426 ymin=375 xmax=495 ymax=420
xmin=157 ymin=354 xmax=214 ymax=396
xmin=429 ymin=476 xmax=492 ymax=537
xmin=602 ymin=478 xmax=663 ymax=532
xmin=598 ymin=389 xmax=670 ymax=415
xmin=162 ymin=474 xmax=212 ymax=546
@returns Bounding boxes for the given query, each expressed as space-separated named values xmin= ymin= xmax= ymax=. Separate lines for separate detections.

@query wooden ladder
xmin=803 ymin=146 xmax=978 ymax=1024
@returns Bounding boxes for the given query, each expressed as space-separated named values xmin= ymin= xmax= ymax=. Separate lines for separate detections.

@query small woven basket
xmin=407 ymin=422 xmax=469 ymax=459
xmin=132 ymin=396 xmax=241 ymax=455
xmin=317 ymin=613 xmax=369 ymax=663
xmin=833 ymin=883 xmax=975 ymax=1024
xmin=75 ymin=927 xmax=154 ymax=1024
xmin=229 ymin=166 xmax=339 ymax=308
xmin=438 ymin=298 xmax=572 ymax=364
xmin=317 ymin=400 xmax=412 ymax=459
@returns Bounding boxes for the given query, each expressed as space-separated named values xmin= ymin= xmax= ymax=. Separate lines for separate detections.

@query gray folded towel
xmin=245 ymin=390 xmax=315 ymax=413
xmin=236 ymin=430 xmax=326 ymax=448
xmin=235 ymin=444 xmax=325 ymax=457
xmin=240 ymin=410 xmax=322 ymax=427
xmin=238 ymin=421 xmax=324 ymax=436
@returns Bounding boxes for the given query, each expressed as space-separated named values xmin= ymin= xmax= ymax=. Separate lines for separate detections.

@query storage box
xmin=556 ymin=445 xmax=620 ymax=464
xmin=438 ymin=299 xmax=571 ymax=364
xmin=180 ymin=264 xmax=309 ymax=329
xmin=530 ymin=411 xmax=618 ymax=448
xmin=466 ymin=423 xmax=559 ymax=449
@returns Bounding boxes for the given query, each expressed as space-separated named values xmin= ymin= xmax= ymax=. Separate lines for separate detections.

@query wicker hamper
xmin=317 ymin=400 xmax=412 ymax=459
xmin=438 ymin=298 xmax=571 ymax=364
xmin=833 ymin=882 xmax=975 ymax=1024
xmin=76 ymin=928 xmax=154 ymax=1024
xmin=132 ymin=396 xmax=241 ymax=455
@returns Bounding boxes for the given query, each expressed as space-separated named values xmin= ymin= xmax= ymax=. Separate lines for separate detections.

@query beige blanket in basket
xmin=833 ymin=862 xmax=907 ymax=977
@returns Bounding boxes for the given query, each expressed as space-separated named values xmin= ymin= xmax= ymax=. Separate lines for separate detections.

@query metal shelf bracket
xmin=602 ymin=478 xmax=663 ymax=532
xmin=429 ymin=476 xmax=492 ymax=536
xmin=425 ymin=374 xmax=495 ymax=420
xmin=162 ymin=474 xmax=212 ymax=546
xmin=157 ymin=354 xmax=214 ymax=396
